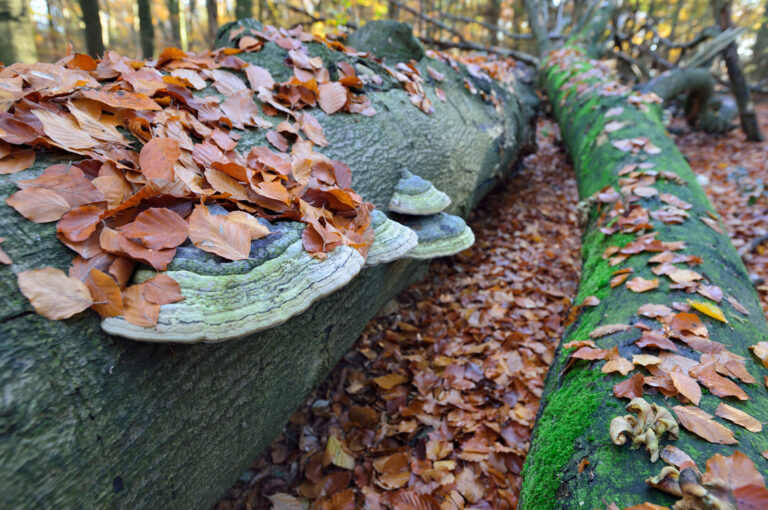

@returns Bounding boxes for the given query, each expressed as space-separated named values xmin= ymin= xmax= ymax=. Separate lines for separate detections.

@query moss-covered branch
xmin=520 ymin=11 xmax=768 ymax=510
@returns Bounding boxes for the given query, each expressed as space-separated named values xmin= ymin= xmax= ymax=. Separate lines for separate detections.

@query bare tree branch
xmin=420 ymin=37 xmax=540 ymax=66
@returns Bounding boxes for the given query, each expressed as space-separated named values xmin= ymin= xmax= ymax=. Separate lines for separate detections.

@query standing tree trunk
xmin=79 ymin=0 xmax=105 ymax=57
xmin=486 ymin=0 xmax=502 ymax=46
xmin=520 ymin=3 xmax=768 ymax=508
xmin=753 ymin=0 xmax=768 ymax=82
xmin=711 ymin=0 xmax=763 ymax=141
xmin=206 ymin=0 xmax=217 ymax=46
xmin=0 ymin=0 xmax=38 ymax=63
xmin=167 ymin=0 xmax=181 ymax=48
xmin=235 ymin=0 xmax=252 ymax=20
xmin=137 ymin=0 xmax=154 ymax=59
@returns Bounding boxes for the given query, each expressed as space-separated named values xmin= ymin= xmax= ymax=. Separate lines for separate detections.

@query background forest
xmin=2 ymin=0 xmax=766 ymax=87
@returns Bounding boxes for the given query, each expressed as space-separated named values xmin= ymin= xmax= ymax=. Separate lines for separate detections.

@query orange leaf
xmin=122 ymin=284 xmax=160 ymax=327
xmin=318 ymin=82 xmax=347 ymax=114
xmin=614 ymin=373 xmax=645 ymax=399
xmin=590 ymin=323 xmax=631 ymax=338
xmin=672 ymin=406 xmax=737 ymax=445
xmin=0 ymin=148 xmax=35 ymax=175
xmin=715 ymin=403 xmax=762 ymax=433
xmin=669 ymin=371 xmax=701 ymax=405
xmin=57 ymin=205 xmax=104 ymax=242
xmin=6 ymin=188 xmax=71 ymax=222
xmin=626 ymin=276 xmax=659 ymax=293
xmin=188 ymin=205 xmax=259 ymax=261
xmin=18 ymin=267 xmax=93 ymax=320
xmin=118 ymin=207 xmax=188 ymax=250
xmin=139 ymin=137 xmax=180 ymax=181
xmin=81 ymin=88 xmax=161 ymax=110
xmin=85 ymin=268 xmax=124 ymax=317
xmin=140 ymin=274 xmax=184 ymax=305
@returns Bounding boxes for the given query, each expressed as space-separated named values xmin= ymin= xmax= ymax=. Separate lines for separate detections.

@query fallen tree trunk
xmin=0 ymin=21 xmax=536 ymax=509
xmin=520 ymin=7 xmax=768 ymax=509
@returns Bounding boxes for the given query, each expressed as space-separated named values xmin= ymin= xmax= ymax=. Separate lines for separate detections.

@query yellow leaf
xmin=688 ymin=300 xmax=728 ymax=323
xmin=325 ymin=435 xmax=355 ymax=470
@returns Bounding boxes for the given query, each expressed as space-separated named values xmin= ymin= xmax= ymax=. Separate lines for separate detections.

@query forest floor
xmin=216 ymin=103 xmax=768 ymax=510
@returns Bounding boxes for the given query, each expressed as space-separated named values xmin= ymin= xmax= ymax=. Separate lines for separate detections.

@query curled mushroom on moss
xmin=610 ymin=397 xmax=680 ymax=462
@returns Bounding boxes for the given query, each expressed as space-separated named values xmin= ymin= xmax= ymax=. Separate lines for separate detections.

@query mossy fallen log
xmin=519 ymin=10 xmax=768 ymax=510
xmin=0 ymin=20 xmax=535 ymax=509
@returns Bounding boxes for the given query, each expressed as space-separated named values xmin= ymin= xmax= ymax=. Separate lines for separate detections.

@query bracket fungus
xmin=401 ymin=212 xmax=475 ymax=260
xmin=101 ymin=219 xmax=365 ymax=343
xmin=365 ymin=210 xmax=418 ymax=267
xmin=388 ymin=170 xmax=451 ymax=215
xmin=610 ymin=397 xmax=680 ymax=462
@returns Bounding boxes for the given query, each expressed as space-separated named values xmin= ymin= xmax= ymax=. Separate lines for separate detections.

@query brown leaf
xmin=118 ymin=207 xmax=188 ymax=250
xmin=6 ymin=188 xmax=71 ymax=222
xmin=614 ymin=373 xmax=645 ymax=399
xmin=18 ymin=267 xmax=93 ymax=319
xmin=140 ymin=274 xmax=184 ymax=305
xmin=670 ymin=312 xmax=707 ymax=337
xmin=0 ymin=238 xmax=11 ymax=264
xmin=188 ymin=205 xmax=268 ymax=261
xmin=590 ymin=323 xmax=631 ymax=338
xmin=85 ymin=268 xmax=124 ymax=317
xmin=715 ymin=403 xmax=762 ymax=433
xmin=57 ymin=205 xmax=104 ymax=242
xmin=0 ymin=148 xmax=35 ymax=175
xmin=602 ymin=357 xmax=634 ymax=376
xmin=32 ymin=108 xmax=100 ymax=149
xmin=626 ymin=276 xmax=659 ymax=293
xmin=139 ymin=137 xmax=180 ymax=181
xmin=690 ymin=363 xmax=749 ymax=401
xmin=672 ymin=406 xmax=738 ymax=445
xmin=122 ymin=284 xmax=160 ymax=327
xmin=637 ymin=303 xmax=672 ymax=318
xmin=81 ymin=88 xmax=161 ymax=110
xmin=318 ymin=82 xmax=347 ymax=114
xmin=669 ymin=371 xmax=701 ymax=405
xmin=372 ymin=373 xmax=408 ymax=390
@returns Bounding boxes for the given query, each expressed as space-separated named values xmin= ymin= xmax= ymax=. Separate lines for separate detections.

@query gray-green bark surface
xmin=519 ymin=10 xmax=768 ymax=510
xmin=0 ymin=20 xmax=536 ymax=509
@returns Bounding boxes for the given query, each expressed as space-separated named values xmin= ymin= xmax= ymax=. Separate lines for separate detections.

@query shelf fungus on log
xmin=365 ymin=210 xmax=418 ymax=267
xmin=401 ymin=212 xmax=475 ymax=259
xmin=388 ymin=170 xmax=452 ymax=215
xmin=102 ymin=218 xmax=364 ymax=343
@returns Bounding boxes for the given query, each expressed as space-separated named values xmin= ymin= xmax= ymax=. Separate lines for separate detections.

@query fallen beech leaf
xmin=563 ymin=340 xmax=597 ymax=349
xmin=668 ymin=269 xmax=702 ymax=283
xmin=672 ymin=406 xmax=738 ymax=445
xmin=582 ymin=295 xmax=600 ymax=306
xmin=590 ymin=323 xmax=631 ymax=338
xmin=6 ymin=188 xmax=71 ymax=222
xmin=670 ymin=312 xmax=708 ymax=337
xmin=626 ymin=276 xmax=659 ymax=293
xmin=318 ymin=82 xmax=347 ymax=114
xmin=660 ymin=445 xmax=695 ymax=470
xmin=638 ymin=303 xmax=672 ymax=318
xmin=188 ymin=205 xmax=266 ymax=261
xmin=691 ymin=363 xmax=749 ymax=400
xmin=122 ymin=283 xmax=160 ymax=327
xmin=633 ymin=354 xmax=662 ymax=366
xmin=688 ymin=300 xmax=727 ymax=323
xmin=85 ymin=268 xmax=124 ymax=317
xmin=57 ymin=205 xmax=103 ymax=242
xmin=81 ymin=88 xmax=161 ymax=110
xmin=572 ymin=347 xmax=608 ymax=360
xmin=669 ymin=372 xmax=701 ymax=405
xmin=703 ymin=451 xmax=768 ymax=508
xmin=603 ymin=357 xmax=634 ymax=376
xmin=0 ymin=148 xmax=35 ymax=175
xmin=614 ymin=373 xmax=645 ymax=399
xmin=635 ymin=332 xmax=678 ymax=352
xmin=610 ymin=272 xmax=630 ymax=287
xmin=245 ymin=65 xmax=274 ymax=90
xmin=696 ymin=285 xmax=723 ymax=303
xmin=715 ymin=403 xmax=762 ymax=432
xmin=372 ymin=373 xmax=408 ymax=390
xmin=325 ymin=435 xmax=355 ymax=470
xmin=18 ymin=267 xmax=93 ymax=319
xmin=267 ymin=493 xmax=304 ymax=510
xmin=140 ymin=274 xmax=184 ymax=305
xmin=699 ymin=216 xmax=725 ymax=234
xmin=726 ymin=295 xmax=749 ymax=315
xmin=32 ymin=108 xmax=100 ymax=149
xmin=139 ymin=137 xmax=180 ymax=181
xmin=750 ymin=342 xmax=768 ymax=369
xmin=118 ymin=207 xmax=188 ymax=250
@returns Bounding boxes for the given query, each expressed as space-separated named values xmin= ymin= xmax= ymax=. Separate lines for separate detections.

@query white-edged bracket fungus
xmin=365 ymin=210 xmax=418 ymax=266
xmin=101 ymin=219 xmax=365 ymax=343
xmin=401 ymin=212 xmax=475 ymax=259
xmin=388 ymin=169 xmax=451 ymax=215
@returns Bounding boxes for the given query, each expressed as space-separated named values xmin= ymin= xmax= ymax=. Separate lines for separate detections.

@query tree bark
xmin=137 ymin=0 xmax=154 ymax=58
xmin=711 ymin=0 xmax=763 ymax=141
xmin=206 ymin=0 xmax=218 ymax=46
xmin=0 ymin=0 xmax=37 ymax=63
xmin=520 ymin=5 xmax=768 ymax=509
xmin=752 ymin=0 xmax=768 ymax=82
xmin=0 ymin=20 xmax=537 ymax=509
xmin=486 ymin=0 xmax=502 ymax=46
xmin=79 ymin=0 xmax=104 ymax=57
xmin=167 ymin=0 xmax=181 ymax=48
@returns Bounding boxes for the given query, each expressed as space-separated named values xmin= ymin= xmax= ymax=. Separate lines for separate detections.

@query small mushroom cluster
xmin=388 ymin=169 xmax=475 ymax=259
xmin=100 ymin=171 xmax=475 ymax=343
xmin=610 ymin=397 xmax=680 ymax=462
